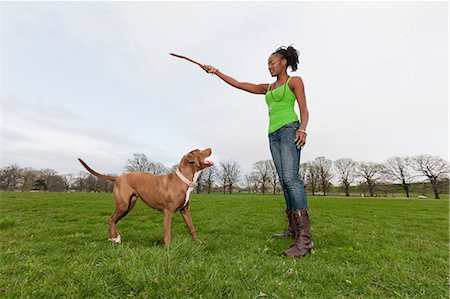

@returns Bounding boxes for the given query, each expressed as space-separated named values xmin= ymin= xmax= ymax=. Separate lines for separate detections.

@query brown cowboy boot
xmin=283 ymin=209 xmax=314 ymax=257
xmin=273 ymin=209 xmax=295 ymax=239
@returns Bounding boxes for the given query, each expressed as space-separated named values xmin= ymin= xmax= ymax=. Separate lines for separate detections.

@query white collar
xmin=175 ymin=168 xmax=196 ymax=188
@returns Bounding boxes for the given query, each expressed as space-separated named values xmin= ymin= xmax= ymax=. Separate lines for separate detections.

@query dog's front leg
xmin=180 ymin=206 xmax=198 ymax=241
xmin=162 ymin=209 xmax=173 ymax=246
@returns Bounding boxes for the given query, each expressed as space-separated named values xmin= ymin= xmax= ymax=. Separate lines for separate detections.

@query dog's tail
xmin=78 ymin=158 xmax=117 ymax=182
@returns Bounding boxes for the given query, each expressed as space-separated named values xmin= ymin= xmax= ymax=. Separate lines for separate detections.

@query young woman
xmin=201 ymin=46 xmax=313 ymax=257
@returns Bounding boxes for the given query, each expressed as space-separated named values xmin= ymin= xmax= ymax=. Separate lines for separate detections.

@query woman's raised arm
xmin=203 ymin=65 xmax=268 ymax=95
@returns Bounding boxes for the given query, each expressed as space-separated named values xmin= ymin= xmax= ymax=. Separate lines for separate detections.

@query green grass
xmin=0 ymin=192 xmax=448 ymax=298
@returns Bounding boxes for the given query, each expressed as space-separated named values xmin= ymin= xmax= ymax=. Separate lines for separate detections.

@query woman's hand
xmin=202 ymin=65 xmax=218 ymax=74
xmin=295 ymin=129 xmax=307 ymax=148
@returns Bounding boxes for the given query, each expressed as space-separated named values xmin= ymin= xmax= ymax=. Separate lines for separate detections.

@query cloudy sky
xmin=2 ymin=1 xmax=448 ymax=176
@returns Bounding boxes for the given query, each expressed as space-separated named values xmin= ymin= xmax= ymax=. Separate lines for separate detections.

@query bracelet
xmin=298 ymin=129 xmax=307 ymax=135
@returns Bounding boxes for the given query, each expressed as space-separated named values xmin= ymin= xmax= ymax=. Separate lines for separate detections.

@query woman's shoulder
xmin=288 ymin=76 xmax=304 ymax=88
xmin=289 ymin=76 xmax=303 ymax=82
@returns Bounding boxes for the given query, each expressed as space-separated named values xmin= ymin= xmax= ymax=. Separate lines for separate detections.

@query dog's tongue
xmin=205 ymin=160 xmax=214 ymax=166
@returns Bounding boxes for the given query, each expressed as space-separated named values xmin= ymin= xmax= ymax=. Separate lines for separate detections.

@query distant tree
xmin=268 ymin=160 xmax=279 ymax=194
xmin=21 ymin=167 xmax=39 ymax=191
xmin=194 ymin=171 xmax=204 ymax=194
xmin=315 ymin=156 xmax=333 ymax=195
xmin=169 ymin=164 xmax=179 ymax=173
xmin=125 ymin=153 xmax=151 ymax=172
xmin=200 ymin=166 xmax=217 ymax=194
xmin=243 ymin=174 xmax=258 ymax=193
xmin=248 ymin=171 xmax=260 ymax=193
xmin=99 ymin=177 xmax=115 ymax=192
xmin=73 ymin=171 xmax=88 ymax=192
xmin=334 ymin=158 xmax=357 ymax=196
xmin=356 ymin=162 xmax=383 ymax=197
xmin=125 ymin=153 xmax=168 ymax=174
xmin=383 ymin=156 xmax=414 ymax=198
xmin=218 ymin=160 xmax=241 ymax=194
xmin=252 ymin=160 xmax=272 ymax=195
xmin=305 ymin=161 xmax=319 ymax=195
xmin=32 ymin=179 xmax=47 ymax=191
xmin=85 ymin=174 xmax=102 ymax=192
xmin=150 ymin=162 xmax=169 ymax=175
xmin=300 ymin=162 xmax=308 ymax=189
xmin=412 ymin=155 xmax=449 ymax=199
xmin=38 ymin=169 xmax=66 ymax=192
xmin=60 ymin=173 xmax=75 ymax=192
xmin=218 ymin=166 xmax=228 ymax=194
xmin=0 ymin=164 xmax=22 ymax=191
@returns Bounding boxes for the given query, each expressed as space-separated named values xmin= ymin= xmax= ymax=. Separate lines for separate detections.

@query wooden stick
xmin=169 ymin=53 xmax=204 ymax=68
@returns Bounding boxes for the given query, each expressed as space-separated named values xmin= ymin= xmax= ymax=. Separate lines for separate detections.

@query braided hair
xmin=273 ymin=45 xmax=299 ymax=72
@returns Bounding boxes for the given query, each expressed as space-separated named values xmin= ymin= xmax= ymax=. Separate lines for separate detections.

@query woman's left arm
xmin=290 ymin=76 xmax=309 ymax=147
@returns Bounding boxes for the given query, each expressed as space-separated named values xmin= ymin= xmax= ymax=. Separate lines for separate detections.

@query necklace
xmin=269 ymin=78 xmax=288 ymax=113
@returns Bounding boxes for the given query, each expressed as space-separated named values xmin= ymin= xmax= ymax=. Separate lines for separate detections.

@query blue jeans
xmin=268 ymin=121 xmax=308 ymax=212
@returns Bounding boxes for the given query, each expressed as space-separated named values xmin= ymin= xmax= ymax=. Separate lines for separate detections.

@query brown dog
xmin=78 ymin=148 xmax=213 ymax=246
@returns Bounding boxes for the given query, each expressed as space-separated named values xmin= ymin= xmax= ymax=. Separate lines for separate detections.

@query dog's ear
xmin=186 ymin=152 xmax=201 ymax=168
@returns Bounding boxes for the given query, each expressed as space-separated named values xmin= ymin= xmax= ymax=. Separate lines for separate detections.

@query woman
xmin=201 ymin=46 xmax=313 ymax=258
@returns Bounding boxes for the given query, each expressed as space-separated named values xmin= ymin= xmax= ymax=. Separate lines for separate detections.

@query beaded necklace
xmin=269 ymin=77 xmax=289 ymax=113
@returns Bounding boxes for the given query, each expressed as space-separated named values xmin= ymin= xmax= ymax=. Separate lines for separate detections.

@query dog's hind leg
xmin=108 ymin=186 xmax=137 ymax=244
xmin=180 ymin=206 xmax=198 ymax=241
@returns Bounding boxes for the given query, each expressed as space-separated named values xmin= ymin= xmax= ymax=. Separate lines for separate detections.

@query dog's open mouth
xmin=200 ymin=148 xmax=214 ymax=168
xmin=204 ymin=160 xmax=214 ymax=167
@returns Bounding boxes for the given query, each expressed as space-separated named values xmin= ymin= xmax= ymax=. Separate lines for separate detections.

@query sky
xmin=1 ymin=1 xmax=448 ymax=177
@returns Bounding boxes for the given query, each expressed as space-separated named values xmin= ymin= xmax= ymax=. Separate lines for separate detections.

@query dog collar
xmin=176 ymin=169 xmax=196 ymax=188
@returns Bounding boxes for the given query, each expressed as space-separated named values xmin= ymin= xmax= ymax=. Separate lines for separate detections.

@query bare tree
xmin=252 ymin=160 xmax=272 ymax=195
xmin=71 ymin=170 xmax=115 ymax=192
xmin=200 ymin=166 xmax=217 ymax=193
xmin=305 ymin=161 xmax=319 ymax=195
xmin=218 ymin=160 xmax=241 ymax=194
xmin=36 ymin=169 xmax=64 ymax=192
xmin=125 ymin=153 xmax=168 ymax=174
xmin=383 ymin=156 xmax=414 ymax=198
xmin=151 ymin=162 xmax=169 ymax=175
xmin=73 ymin=171 xmax=88 ymax=192
xmin=249 ymin=171 xmax=261 ymax=193
xmin=315 ymin=156 xmax=333 ymax=195
xmin=85 ymin=174 xmax=114 ymax=193
xmin=356 ymin=162 xmax=383 ymax=197
xmin=125 ymin=153 xmax=151 ymax=172
xmin=60 ymin=173 xmax=75 ymax=192
xmin=244 ymin=174 xmax=258 ymax=193
xmin=218 ymin=168 xmax=228 ymax=194
xmin=21 ymin=167 xmax=39 ymax=191
xmin=268 ymin=160 xmax=279 ymax=194
xmin=334 ymin=158 xmax=357 ymax=196
xmin=194 ymin=171 xmax=204 ymax=194
xmin=0 ymin=164 xmax=22 ymax=191
xmin=412 ymin=155 xmax=449 ymax=199
xmin=85 ymin=174 xmax=102 ymax=192
xmin=300 ymin=162 xmax=308 ymax=189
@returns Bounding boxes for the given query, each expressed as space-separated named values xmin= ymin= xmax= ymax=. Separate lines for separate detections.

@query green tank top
xmin=265 ymin=77 xmax=299 ymax=134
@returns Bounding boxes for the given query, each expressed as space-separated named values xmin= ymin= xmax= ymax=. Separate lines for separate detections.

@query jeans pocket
xmin=282 ymin=122 xmax=300 ymax=131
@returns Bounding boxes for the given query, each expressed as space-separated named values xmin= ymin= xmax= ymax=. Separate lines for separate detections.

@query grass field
xmin=0 ymin=192 xmax=448 ymax=298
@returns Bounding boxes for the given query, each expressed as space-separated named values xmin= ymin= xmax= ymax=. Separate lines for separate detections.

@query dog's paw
xmin=108 ymin=235 xmax=121 ymax=244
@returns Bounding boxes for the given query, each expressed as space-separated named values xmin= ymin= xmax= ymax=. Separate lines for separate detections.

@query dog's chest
xmin=183 ymin=171 xmax=201 ymax=208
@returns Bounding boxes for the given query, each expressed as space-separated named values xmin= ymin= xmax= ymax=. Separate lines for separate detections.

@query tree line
xmin=1 ymin=154 xmax=448 ymax=199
